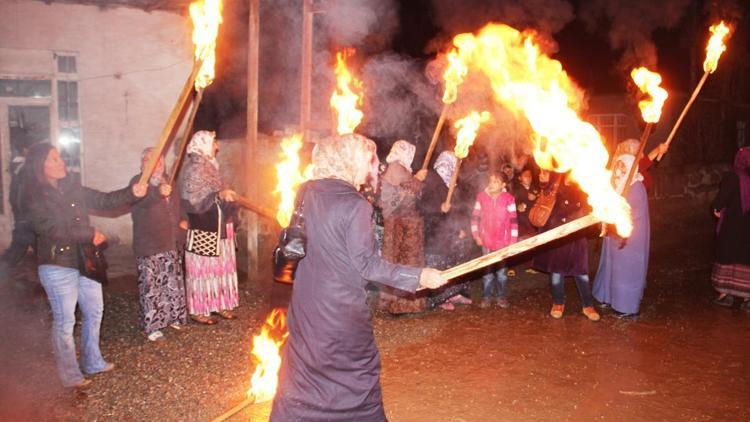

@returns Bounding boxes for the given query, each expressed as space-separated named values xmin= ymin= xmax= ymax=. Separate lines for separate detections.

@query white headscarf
xmin=187 ymin=130 xmax=218 ymax=169
xmin=385 ymin=140 xmax=416 ymax=173
xmin=313 ymin=133 xmax=378 ymax=189
xmin=434 ymin=151 xmax=457 ymax=187
xmin=612 ymin=154 xmax=644 ymax=194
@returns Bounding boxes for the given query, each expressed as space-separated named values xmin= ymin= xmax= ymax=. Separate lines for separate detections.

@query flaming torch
xmin=274 ymin=133 xmax=314 ymax=227
xmin=330 ymin=49 xmax=364 ymax=135
xmin=211 ymin=309 xmax=289 ymax=422
xmin=663 ymin=21 xmax=731 ymax=149
xmin=624 ymin=67 xmax=668 ymax=196
xmin=140 ymin=0 xmax=222 ymax=186
xmin=429 ymin=24 xmax=633 ymax=282
xmin=443 ymin=111 xmax=490 ymax=207
xmin=421 ymin=49 xmax=469 ymax=171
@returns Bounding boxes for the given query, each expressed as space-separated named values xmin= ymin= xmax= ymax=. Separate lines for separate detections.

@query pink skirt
xmin=184 ymin=223 xmax=239 ymax=316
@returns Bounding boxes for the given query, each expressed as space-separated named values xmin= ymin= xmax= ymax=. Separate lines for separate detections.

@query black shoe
xmin=712 ymin=294 xmax=735 ymax=308
xmin=613 ymin=311 xmax=639 ymax=320
xmin=597 ymin=302 xmax=612 ymax=310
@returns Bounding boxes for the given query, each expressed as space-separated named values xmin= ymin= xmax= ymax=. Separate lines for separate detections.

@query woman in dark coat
xmin=23 ymin=143 xmax=146 ymax=388
xmin=130 ymin=147 xmax=188 ymax=341
xmin=711 ymin=146 xmax=750 ymax=309
xmin=533 ymin=172 xmax=600 ymax=321
xmin=270 ymin=134 xmax=446 ymax=422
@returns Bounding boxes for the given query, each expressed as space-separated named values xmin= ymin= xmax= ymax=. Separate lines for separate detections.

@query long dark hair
xmin=19 ymin=142 xmax=55 ymax=212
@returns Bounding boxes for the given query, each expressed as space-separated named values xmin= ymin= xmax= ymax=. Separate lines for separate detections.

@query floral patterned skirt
xmin=136 ymin=249 xmax=188 ymax=333
xmin=184 ymin=223 xmax=239 ymax=316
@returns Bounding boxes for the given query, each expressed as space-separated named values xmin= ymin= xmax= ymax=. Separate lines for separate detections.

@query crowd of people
xmin=2 ymin=131 xmax=748 ymax=398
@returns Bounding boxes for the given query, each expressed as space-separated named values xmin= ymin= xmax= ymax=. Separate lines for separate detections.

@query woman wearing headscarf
xmin=377 ymin=140 xmax=429 ymax=314
xmin=130 ymin=148 xmax=188 ymax=341
xmin=181 ymin=131 xmax=239 ymax=325
xmin=533 ymin=172 xmax=600 ymax=322
xmin=711 ymin=146 xmax=750 ymax=309
xmin=270 ymin=134 xmax=446 ymax=422
xmin=23 ymin=143 xmax=147 ymax=388
xmin=419 ymin=151 xmax=474 ymax=310
xmin=593 ymin=140 xmax=651 ymax=319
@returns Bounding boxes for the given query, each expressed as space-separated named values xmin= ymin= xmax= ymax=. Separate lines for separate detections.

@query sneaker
xmin=439 ymin=302 xmax=455 ymax=311
xmin=712 ymin=294 xmax=734 ymax=308
xmin=147 ymin=330 xmax=164 ymax=341
xmin=449 ymin=294 xmax=473 ymax=305
xmin=497 ymin=298 xmax=511 ymax=309
xmin=70 ymin=379 xmax=92 ymax=389
xmin=741 ymin=299 xmax=750 ymax=311
xmin=169 ymin=323 xmax=184 ymax=331
xmin=550 ymin=304 xmax=564 ymax=319
xmin=613 ymin=311 xmax=639 ymax=321
xmin=479 ymin=298 xmax=492 ymax=309
xmin=582 ymin=307 xmax=601 ymax=321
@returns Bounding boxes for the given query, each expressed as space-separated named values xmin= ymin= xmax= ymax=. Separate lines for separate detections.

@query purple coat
xmin=533 ymin=178 xmax=589 ymax=276
xmin=270 ymin=179 xmax=422 ymax=422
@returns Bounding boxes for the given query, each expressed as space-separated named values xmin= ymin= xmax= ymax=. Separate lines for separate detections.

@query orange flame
xmin=330 ymin=49 xmax=364 ymax=135
xmin=274 ymin=134 xmax=313 ymax=227
xmin=449 ymin=24 xmax=631 ymax=236
xmin=631 ymin=67 xmax=668 ymax=123
xmin=703 ymin=21 xmax=731 ymax=74
xmin=453 ymin=111 xmax=490 ymax=159
xmin=247 ymin=309 xmax=289 ymax=403
xmin=189 ymin=0 xmax=223 ymax=90
xmin=442 ymin=49 xmax=469 ymax=104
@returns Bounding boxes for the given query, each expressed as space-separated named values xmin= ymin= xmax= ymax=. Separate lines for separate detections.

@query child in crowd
xmin=471 ymin=172 xmax=518 ymax=308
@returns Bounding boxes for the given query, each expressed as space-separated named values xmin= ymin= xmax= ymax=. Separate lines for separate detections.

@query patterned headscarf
xmin=614 ymin=138 xmax=640 ymax=158
xmin=313 ymin=133 xmax=378 ymax=189
xmin=433 ymin=150 xmax=457 ymax=187
xmin=611 ymin=154 xmax=644 ymax=194
xmin=385 ymin=140 xmax=416 ymax=174
xmin=187 ymin=130 xmax=218 ymax=168
xmin=734 ymin=146 xmax=750 ymax=214
xmin=141 ymin=147 xmax=165 ymax=186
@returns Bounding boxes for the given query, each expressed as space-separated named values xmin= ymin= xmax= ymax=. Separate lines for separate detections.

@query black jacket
xmin=28 ymin=177 xmax=137 ymax=268
xmin=129 ymin=175 xmax=187 ymax=257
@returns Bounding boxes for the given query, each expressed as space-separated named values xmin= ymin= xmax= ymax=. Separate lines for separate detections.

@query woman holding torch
xmin=130 ymin=148 xmax=188 ymax=340
xmin=270 ymin=134 xmax=446 ymax=421
xmin=22 ymin=143 xmax=147 ymax=388
xmin=181 ymin=130 xmax=239 ymax=325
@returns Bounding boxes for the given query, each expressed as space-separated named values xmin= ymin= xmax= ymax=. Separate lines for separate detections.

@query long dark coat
xmin=712 ymin=172 xmax=750 ymax=266
xmin=270 ymin=179 xmax=422 ymax=422
xmin=533 ymin=177 xmax=589 ymax=276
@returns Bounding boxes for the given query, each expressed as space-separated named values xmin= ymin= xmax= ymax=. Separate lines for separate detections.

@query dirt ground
xmin=1 ymin=196 xmax=748 ymax=421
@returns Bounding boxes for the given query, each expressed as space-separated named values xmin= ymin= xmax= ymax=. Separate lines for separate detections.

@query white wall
xmin=0 ymin=0 xmax=193 ymax=244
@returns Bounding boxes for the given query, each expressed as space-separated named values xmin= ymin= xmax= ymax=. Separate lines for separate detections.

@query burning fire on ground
xmin=330 ymin=49 xmax=364 ymax=135
xmin=247 ymin=309 xmax=289 ymax=403
xmin=445 ymin=23 xmax=632 ymax=236
xmin=189 ymin=0 xmax=223 ymax=90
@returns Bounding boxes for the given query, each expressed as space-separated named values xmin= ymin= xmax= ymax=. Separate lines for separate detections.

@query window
xmin=57 ymin=81 xmax=79 ymax=121
xmin=0 ymin=79 xmax=51 ymax=98
xmin=56 ymin=55 xmax=77 ymax=73
xmin=55 ymin=53 xmax=81 ymax=170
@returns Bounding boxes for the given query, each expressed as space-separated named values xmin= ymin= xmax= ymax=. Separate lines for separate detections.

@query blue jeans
xmin=549 ymin=273 xmax=594 ymax=307
xmin=482 ymin=248 xmax=508 ymax=299
xmin=38 ymin=265 xmax=109 ymax=386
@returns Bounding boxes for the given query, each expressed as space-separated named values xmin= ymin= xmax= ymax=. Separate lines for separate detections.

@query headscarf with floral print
xmin=433 ymin=150 xmax=457 ymax=187
xmin=313 ymin=133 xmax=378 ymax=189
xmin=187 ymin=130 xmax=218 ymax=169
xmin=385 ymin=140 xmax=416 ymax=174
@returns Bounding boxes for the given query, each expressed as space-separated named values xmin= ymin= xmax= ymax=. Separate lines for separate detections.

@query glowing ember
xmin=247 ymin=309 xmax=288 ymax=403
xmin=703 ymin=21 xmax=731 ymax=74
xmin=442 ymin=49 xmax=470 ymax=104
xmin=448 ymin=23 xmax=631 ymax=236
xmin=453 ymin=111 xmax=490 ymax=159
xmin=274 ymin=133 xmax=312 ymax=227
xmin=189 ymin=0 xmax=223 ymax=90
xmin=631 ymin=67 xmax=668 ymax=123
xmin=330 ymin=49 xmax=364 ymax=135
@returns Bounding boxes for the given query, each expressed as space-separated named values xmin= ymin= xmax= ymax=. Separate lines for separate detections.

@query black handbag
xmin=273 ymin=182 xmax=310 ymax=283
xmin=78 ymin=242 xmax=109 ymax=284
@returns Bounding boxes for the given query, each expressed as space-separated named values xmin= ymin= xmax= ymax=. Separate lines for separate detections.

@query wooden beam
xmin=246 ymin=0 xmax=260 ymax=280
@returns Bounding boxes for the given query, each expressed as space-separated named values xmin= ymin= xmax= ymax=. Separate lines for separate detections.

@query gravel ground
xmin=1 ymin=197 xmax=748 ymax=421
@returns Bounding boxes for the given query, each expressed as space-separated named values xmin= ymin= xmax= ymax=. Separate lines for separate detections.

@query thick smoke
xmin=580 ymin=0 xmax=691 ymax=70
xmin=429 ymin=0 xmax=575 ymax=38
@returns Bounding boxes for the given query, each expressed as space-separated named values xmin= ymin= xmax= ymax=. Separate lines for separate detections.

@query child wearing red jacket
xmin=471 ymin=171 xmax=518 ymax=308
